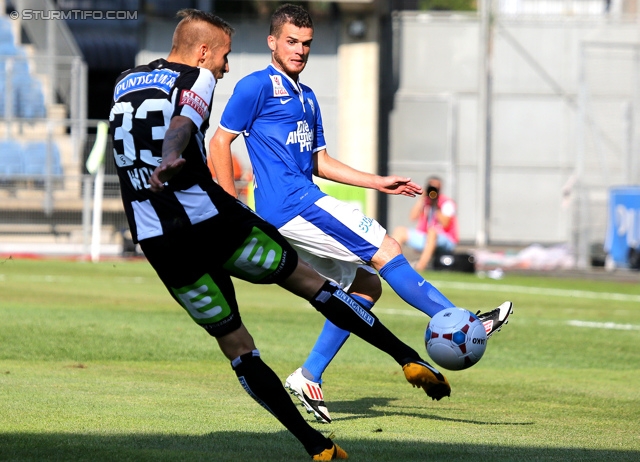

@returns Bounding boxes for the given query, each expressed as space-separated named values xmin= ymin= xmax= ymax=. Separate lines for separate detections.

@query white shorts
xmin=278 ymin=195 xmax=386 ymax=289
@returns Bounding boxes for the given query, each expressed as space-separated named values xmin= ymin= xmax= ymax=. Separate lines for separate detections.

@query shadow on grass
xmin=0 ymin=431 xmax=638 ymax=462
xmin=329 ymin=396 xmax=535 ymax=425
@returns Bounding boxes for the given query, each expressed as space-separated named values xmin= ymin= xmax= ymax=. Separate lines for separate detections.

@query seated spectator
xmin=392 ymin=176 xmax=459 ymax=271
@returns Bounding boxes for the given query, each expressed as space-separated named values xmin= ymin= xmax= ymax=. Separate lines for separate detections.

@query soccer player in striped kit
xmin=111 ymin=8 xmax=454 ymax=460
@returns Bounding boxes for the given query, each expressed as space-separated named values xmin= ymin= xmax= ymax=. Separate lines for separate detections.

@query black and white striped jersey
xmin=109 ymin=58 xmax=222 ymax=243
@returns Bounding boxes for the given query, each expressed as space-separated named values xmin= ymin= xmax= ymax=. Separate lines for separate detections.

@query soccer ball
xmin=425 ymin=307 xmax=487 ymax=371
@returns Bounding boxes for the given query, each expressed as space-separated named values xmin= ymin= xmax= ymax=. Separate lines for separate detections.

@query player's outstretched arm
xmin=209 ymin=127 xmax=240 ymax=197
xmin=313 ymin=149 xmax=421 ymax=197
xmin=149 ymin=116 xmax=193 ymax=192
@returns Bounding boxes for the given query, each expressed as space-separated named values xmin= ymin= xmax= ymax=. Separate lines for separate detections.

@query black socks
xmin=309 ymin=281 xmax=422 ymax=366
xmin=231 ymin=350 xmax=331 ymax=455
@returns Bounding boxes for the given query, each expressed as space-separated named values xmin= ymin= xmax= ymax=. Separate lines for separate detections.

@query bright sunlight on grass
xmin=1 ymin=257 xmax=639 ymax=461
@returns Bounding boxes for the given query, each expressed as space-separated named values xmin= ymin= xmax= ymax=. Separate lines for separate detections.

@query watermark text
xmin=10 ymin=10 xmax=138 ymax=20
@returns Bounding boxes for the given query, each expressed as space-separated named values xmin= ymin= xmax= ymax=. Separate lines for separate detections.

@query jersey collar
xmin=269 ymin=63 xmax=303 ymax=95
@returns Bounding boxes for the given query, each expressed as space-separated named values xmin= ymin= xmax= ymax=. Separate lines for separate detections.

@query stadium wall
xmin=385 ymin=12 xmax=640 ymax=255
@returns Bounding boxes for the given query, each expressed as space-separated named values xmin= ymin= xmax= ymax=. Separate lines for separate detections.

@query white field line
xmin=425 ymin=280 xmax=640 ymax=304
xmin=567 ymin=320 xmax=640 ymax=331
xmin=372 ymin=310 xmax=640 ymax=331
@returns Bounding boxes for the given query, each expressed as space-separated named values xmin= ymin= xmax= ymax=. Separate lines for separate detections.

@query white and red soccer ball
xmin=425 ymin=307 xmax=488 ymax=371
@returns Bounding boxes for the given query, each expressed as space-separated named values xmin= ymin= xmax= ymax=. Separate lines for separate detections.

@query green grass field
xmin=1 ymin=257 xmax=639 ymax=461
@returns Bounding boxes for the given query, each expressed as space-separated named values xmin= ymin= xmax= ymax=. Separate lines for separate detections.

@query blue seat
xmin=0 ymin=140 xmax=23 ymax=176
xmin=0 ymin=41 xmax=18 ymax=56
xmin=23 ymin=141 xmax=62 ymax=176
xmin=10 ymin=55 xmax=31 ymax=79
xmin=0 ymin=52 xmax=46 ymax=118
xmin=17 ymin=76 xmax=46 ymax=118
xmin=0 ymin=17 xmax=13 ymax=32
xmin=0 ymin=28 xmax=13 ymax=45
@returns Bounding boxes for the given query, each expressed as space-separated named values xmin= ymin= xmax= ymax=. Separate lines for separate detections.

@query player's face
xmin=202 ymin=31 xmax=232 ymax=80
xmin=268 ymin=22 xmax=313 ymax=80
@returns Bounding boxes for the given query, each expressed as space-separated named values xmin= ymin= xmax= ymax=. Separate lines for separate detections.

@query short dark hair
xmin=176 ymin=8 xmax=235 ymax=37
xmin=270 ymin=4 xmax=313 ymax=37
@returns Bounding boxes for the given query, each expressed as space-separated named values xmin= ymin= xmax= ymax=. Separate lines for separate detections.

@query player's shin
xmin=379 ymin=254 xmax=455 ymax=317
xmin=231 ymin=349 xmax=332 ymax=456
xmin=309 ymin=281 xmax=422 ymax=366
xmin=303 ymin=294 xmax=373 ymax=382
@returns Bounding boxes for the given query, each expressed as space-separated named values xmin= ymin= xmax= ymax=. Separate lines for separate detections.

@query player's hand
xmin=376 ymin=176 xmax=422 ymax=197
xmin=149 ymin=157 xmax=186 ymax=193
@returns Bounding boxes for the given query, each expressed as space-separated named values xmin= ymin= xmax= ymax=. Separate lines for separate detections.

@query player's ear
xmin=267 ymin=35 xmax=276 ymax=52
xmin=198 ymin=43 xmax=208 ymax=62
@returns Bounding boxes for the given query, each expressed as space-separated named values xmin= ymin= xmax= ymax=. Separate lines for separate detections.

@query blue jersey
xmin=219 ymin=65 xmax=327 ymax=228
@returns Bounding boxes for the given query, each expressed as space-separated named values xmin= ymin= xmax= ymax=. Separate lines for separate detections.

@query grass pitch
xmin=1 ymin=257 xmax=639 ymax=461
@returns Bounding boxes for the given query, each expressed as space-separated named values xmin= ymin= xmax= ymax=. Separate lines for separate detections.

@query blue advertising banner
xmin=604 ymin=186 xmax=640 ymax=266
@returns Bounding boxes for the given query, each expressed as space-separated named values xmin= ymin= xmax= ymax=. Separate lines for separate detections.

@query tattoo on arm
xmin=162 ymin=121 xmax=192 ymax=161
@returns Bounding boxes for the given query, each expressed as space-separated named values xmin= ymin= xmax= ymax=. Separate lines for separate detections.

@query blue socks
xmin=379 ymin=254 xmax=455 ymax=317
xmin=302 ymin=293 xmax=374 ymax=383
xmin=302 ymin=255 xmax=453 ymax=383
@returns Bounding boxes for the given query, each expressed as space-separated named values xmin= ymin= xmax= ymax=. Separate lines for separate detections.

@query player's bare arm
xmin=313 ymin=149 xmax=422 ymax=197
xmin=149 ymin=116 xmax=194 ymax=193
xmin=208 ymin=127 xmax=240 ymax=197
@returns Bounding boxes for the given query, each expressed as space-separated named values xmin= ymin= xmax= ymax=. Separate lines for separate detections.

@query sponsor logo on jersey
xmin=179 ymin=89 xmax=209 ymax=118
xmin=269 ymin=74 xmax=290 ymax=97
xmin=114 ymin=68 xmax=179 ymax=100
xmin=286 ymin=120 xmax=313 ymax=152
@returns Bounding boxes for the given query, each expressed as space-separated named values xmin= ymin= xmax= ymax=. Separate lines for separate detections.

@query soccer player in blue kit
xmin=209 ymin=4 xmax=513 ymax=424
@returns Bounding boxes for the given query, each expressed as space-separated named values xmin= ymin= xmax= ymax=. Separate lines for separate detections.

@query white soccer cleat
xmin=284 ymin=368 xmax=332 ymax=424
xmin=477 ymin=301 xmax=513 ymax=338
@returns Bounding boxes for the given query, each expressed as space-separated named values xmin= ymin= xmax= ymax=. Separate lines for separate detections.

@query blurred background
xmin=0 ymin=0 xmax=639 ymax=273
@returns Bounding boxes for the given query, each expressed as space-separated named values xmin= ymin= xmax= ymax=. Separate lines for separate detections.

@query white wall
xmin=387 ymin=12 xmax=640 ymax=247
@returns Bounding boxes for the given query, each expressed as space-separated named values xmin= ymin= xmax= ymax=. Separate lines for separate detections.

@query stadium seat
xmin=0 ymin=24 xmax=48 ymax=120
xmin=17 ymin=76 xmax=46 ymax=118
xmin=0 ymin=140 xmax=23 ymax=176
xmin=0 ymin=28 xmax=13 ymax=45
xmin=0 ymin=16 xmax=13 ymax=32
xmin=23 ymin=141 xmax=63 ymax=176
xmin=0 ymin=41 xmax=18 ymax=56
xmin=0 ymin=52 xmax=46 ymax=119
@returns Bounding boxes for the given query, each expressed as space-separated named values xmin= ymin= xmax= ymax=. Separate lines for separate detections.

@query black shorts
xmin=140 ymin=199 xmax=298 ymax=338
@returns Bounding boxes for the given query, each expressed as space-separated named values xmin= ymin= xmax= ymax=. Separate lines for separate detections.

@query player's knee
xmin=366 ymin=280 xmax=383 ymax=302
xmin=350 ymin=269 xmax=382 ymax=302
xmin=381 ymin=234 xmax=403 ymax=258
xmin=216 ymin=324 xmax=257 ymax=360
xmin=371 ymin=235 xmax=402 ymax=270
